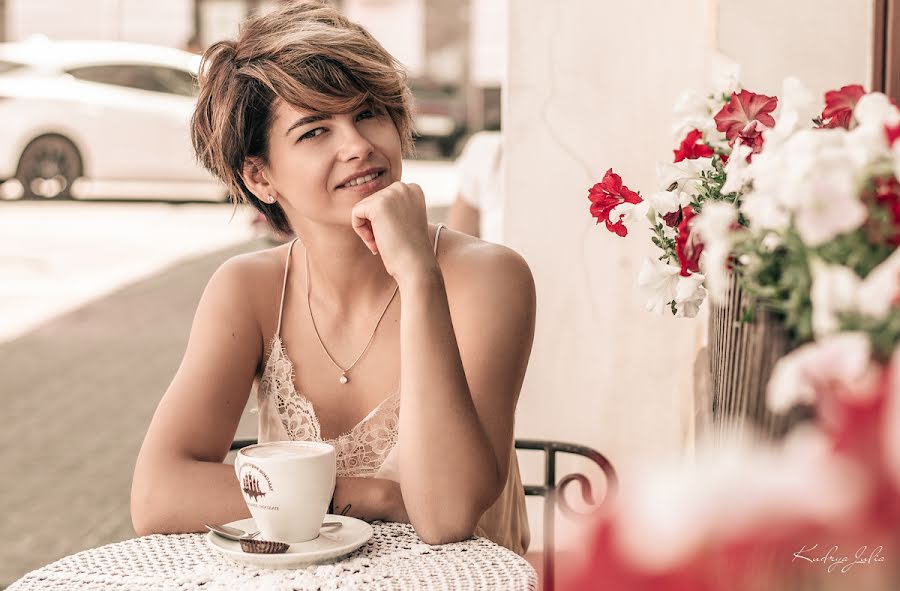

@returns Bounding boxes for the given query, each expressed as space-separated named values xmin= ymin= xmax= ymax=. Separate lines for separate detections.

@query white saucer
xmin=206 ymin=514 xmax=374 ymax=569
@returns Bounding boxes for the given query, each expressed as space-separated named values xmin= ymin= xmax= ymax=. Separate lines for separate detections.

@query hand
xmin=333 ymin=476 xmax=408 ymax=523
xmin=350 ymin=182 xmax=436 ymax=281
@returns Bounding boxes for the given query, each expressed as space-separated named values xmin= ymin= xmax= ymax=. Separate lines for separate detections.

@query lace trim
xmin=259 ymin=334 xmax=399 ymax=477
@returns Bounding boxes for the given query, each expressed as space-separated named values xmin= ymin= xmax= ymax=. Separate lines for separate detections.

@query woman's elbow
xmin=131 ymin=500 xmax=158 ymax=537
xmin=130 ymin=479 xmax=162 ymax=536
xmin=130 ymin=462 xmax=171 ymax=536
xmin=412 ymin=512 xmax=480 ymax=546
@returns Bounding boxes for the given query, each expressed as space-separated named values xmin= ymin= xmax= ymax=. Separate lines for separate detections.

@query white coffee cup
xmin=234 ymin=441 xmax=336 ymax=543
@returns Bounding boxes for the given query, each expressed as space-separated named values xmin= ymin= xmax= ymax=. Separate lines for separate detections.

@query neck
xmin=293 ymin=222 xmax=399 ymax=316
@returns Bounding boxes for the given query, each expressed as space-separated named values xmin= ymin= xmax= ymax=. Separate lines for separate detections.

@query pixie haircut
xmin=191 ymin=1 xmax=415 ymax=235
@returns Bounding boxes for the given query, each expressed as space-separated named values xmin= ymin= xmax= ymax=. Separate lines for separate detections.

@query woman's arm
xmin=349 ymin=183 xmax=535 ymax=544
xmin=446 ymin=194 xmax=481 ymax=238
xmin=333 ymin=477 xmax=408 ymax=523
xmin=396 ymin=242 xmax=536 ymax=544
xmin=130 ymin=256 xmax=265 ymax=535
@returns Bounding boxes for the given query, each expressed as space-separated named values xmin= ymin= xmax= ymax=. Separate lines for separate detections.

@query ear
xmin=241 ymin=157 xmax=277 ymax=204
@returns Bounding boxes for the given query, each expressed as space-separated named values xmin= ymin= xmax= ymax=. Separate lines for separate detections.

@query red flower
xmin=820 ymin=84 xmax=865 ymax=129
xmin=676 ymin=206 xmax=703 ymax=276
xmin=736 ymin=120 xmax=767 ymax=158
xmin=872 ymin=176 xmax=900 ymax=246
xmin=663 ymin=207 xmax=683 ymax=228
xmin=885 ymin=122 xmax=900 ymax=147
xmin=588 ymin=169 xmax=643 ymax=237
xmin=673 ymin=129 xmax=715 ymax=162
xmin=713 ymin=90 xmax=778 ymax=143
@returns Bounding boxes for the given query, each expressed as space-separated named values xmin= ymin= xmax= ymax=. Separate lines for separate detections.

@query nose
xmin=336 ymin=120 xmax=375 ymax=162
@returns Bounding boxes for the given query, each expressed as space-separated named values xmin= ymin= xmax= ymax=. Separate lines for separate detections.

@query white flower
xmin=810 ymin=250 xmax=900 ymax=338
xmin=721 ymin=143 xmax=754 ymax=195
xmin=764 ymin=77 xmax=817 ymax=150
xmin=656 ymin=158 xmax=714 ymax=199
xmin=747 ymin=129 xmax=867 ymax=246
xmin=854 ymin=92 xmax=900 ymax=129
xmin=857 ymin=247 xmax=900 ymax=319
xmin=671 ymin=59 xmax=738 ymax=144
xmin=810 ymin=261 xmax=862 ymax=338
xmin=793 ymin=161 xmax=866 ymax=247
xmin=674 ymin=273 xmax=707 ymax=318
xmin=646 ymin=190 xmax=682 ymax=216
xmin=609 ymin=200 xmax=650 ymax=236
xmin=767 ymin=332 xmax=875 ymax=413
xmin=672 ymin=90 xmax=715 ymax=139
xmin=740 ymin=190 xmax=791 ymax=233
xmin=694 ymin=202 xmax=737 ymax=303
xmin=637 ymin=257 xmax=681 ymax=315
xmin=766 ymin=353 xmax=816 ymax=412
xmin=671 ymin=59 xmax=739 ymax=140
xmin=845 ymin=93 xmax=900 ymax=169
xmin=857 ymin=249 xmax=900 ymax=319
xmin=738 ymin=142 xmax=796 ymax=232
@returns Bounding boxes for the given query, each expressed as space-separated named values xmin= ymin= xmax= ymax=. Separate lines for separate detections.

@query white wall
xmin=506 ymin=0 xmax=875 ymax=554
xmin=717 ymin=0 xmax=874 ymax=98
xmin=8 ymin=0 xmax=193 ymax=47
xmin=506 ymin=0 xmax=715 ymax=550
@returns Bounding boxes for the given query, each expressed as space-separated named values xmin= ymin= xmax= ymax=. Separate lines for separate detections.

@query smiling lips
xmin=337 ymin=169 xmax=386 ymax=190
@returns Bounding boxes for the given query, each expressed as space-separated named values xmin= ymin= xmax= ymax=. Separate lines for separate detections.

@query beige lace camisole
xmin=256 ymin=224 xmax=530 ymax=555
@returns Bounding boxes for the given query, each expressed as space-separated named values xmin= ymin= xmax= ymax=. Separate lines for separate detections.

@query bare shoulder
xmin=212 ymin=242 xmax=287 ymax=289
xmin=202 ymin=242 xmax=292 ymax=327
xmin=437 ymin=227 xmax=535 ymax=308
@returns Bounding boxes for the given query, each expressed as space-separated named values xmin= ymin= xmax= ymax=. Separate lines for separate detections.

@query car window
xmin=67 ymin=64 xmax=198 ymax=97
xmin=0 ymin=60 xmax=26 ymax=74
xmin=151 ymin=66 xmax=198 ymax=97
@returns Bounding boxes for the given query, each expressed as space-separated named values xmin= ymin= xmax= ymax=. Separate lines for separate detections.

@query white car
xmin=0 ymin=39 xmax=226 ymax=201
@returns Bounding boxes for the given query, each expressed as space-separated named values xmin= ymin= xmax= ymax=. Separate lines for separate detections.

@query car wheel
xmin=15 ymin=135 xmax=84 ymax=200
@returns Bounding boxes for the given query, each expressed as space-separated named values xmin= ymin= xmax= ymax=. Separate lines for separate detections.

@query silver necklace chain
xmin=305 ymin=248 xmax=399 ymax=384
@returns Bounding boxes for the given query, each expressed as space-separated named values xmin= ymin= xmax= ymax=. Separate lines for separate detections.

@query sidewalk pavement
xmin=0 ymin=238 xmax=265 ymax=587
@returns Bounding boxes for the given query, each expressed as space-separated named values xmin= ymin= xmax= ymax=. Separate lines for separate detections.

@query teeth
xmin=344 ymin=172 xmax=379 ymax=187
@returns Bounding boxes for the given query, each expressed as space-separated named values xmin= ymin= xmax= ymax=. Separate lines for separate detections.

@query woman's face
xmin=264 ymin=98 xmax=403 ymax=224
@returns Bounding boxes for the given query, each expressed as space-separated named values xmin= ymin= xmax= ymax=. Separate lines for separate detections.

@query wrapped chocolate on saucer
xmin=239 ymin=538 xmax=289 ymax=554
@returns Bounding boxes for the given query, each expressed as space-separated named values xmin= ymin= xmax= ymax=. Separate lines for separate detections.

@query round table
xmin=9 ymin=522 xmax=537 ymax=590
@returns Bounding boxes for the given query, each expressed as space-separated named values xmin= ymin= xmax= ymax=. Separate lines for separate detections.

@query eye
xmin=299 ymin=127 xmax=326 ymax=142
xmin=356 ymin=109 xmax=375 ymax=121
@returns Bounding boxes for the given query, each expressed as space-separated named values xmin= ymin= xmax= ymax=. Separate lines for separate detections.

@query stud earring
xmin=265 ymin=194 xmax=275 ymax=204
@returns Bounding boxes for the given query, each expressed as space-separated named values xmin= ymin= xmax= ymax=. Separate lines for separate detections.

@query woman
xmin=131 ymin=1 xmax=534 ymax=554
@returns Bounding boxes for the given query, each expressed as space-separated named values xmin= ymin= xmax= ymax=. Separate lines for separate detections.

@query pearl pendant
xmin=339 ymin=373 xmax=349 ymax=385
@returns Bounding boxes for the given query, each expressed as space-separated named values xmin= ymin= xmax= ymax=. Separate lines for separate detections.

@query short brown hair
xmin=191 ymin=1 xmax=414 ymax=235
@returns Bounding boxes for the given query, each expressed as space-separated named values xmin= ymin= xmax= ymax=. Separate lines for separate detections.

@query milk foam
xmin=242 ymin=442 xmax=331 ymax=459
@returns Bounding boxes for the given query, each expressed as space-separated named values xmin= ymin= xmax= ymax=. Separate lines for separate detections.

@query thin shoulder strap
xmin=433 ymin=223 xmax=445 ymax=256
xmin=276 ymin=238 xmax=299 ymax=337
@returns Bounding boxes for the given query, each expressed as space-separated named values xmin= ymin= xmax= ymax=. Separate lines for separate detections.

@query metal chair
xmin=230 ymin=437 xmax=617 ymax=591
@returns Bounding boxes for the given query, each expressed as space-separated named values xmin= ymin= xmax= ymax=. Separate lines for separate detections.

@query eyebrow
xmin=285 ymin=113 xmax=331 ymax=136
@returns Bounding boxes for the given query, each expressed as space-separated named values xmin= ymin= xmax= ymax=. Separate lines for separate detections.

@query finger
xmin=405 ymin=183 xmax=425 ymax=203
xmin=351 ymin=206 xmax=379 ymax=255
xmin=352 ymin=219 xmax=378 ymax=255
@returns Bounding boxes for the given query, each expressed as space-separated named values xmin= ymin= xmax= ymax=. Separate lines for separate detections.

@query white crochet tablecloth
xmin=9 ymin=522 xmax=537 ymax=591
